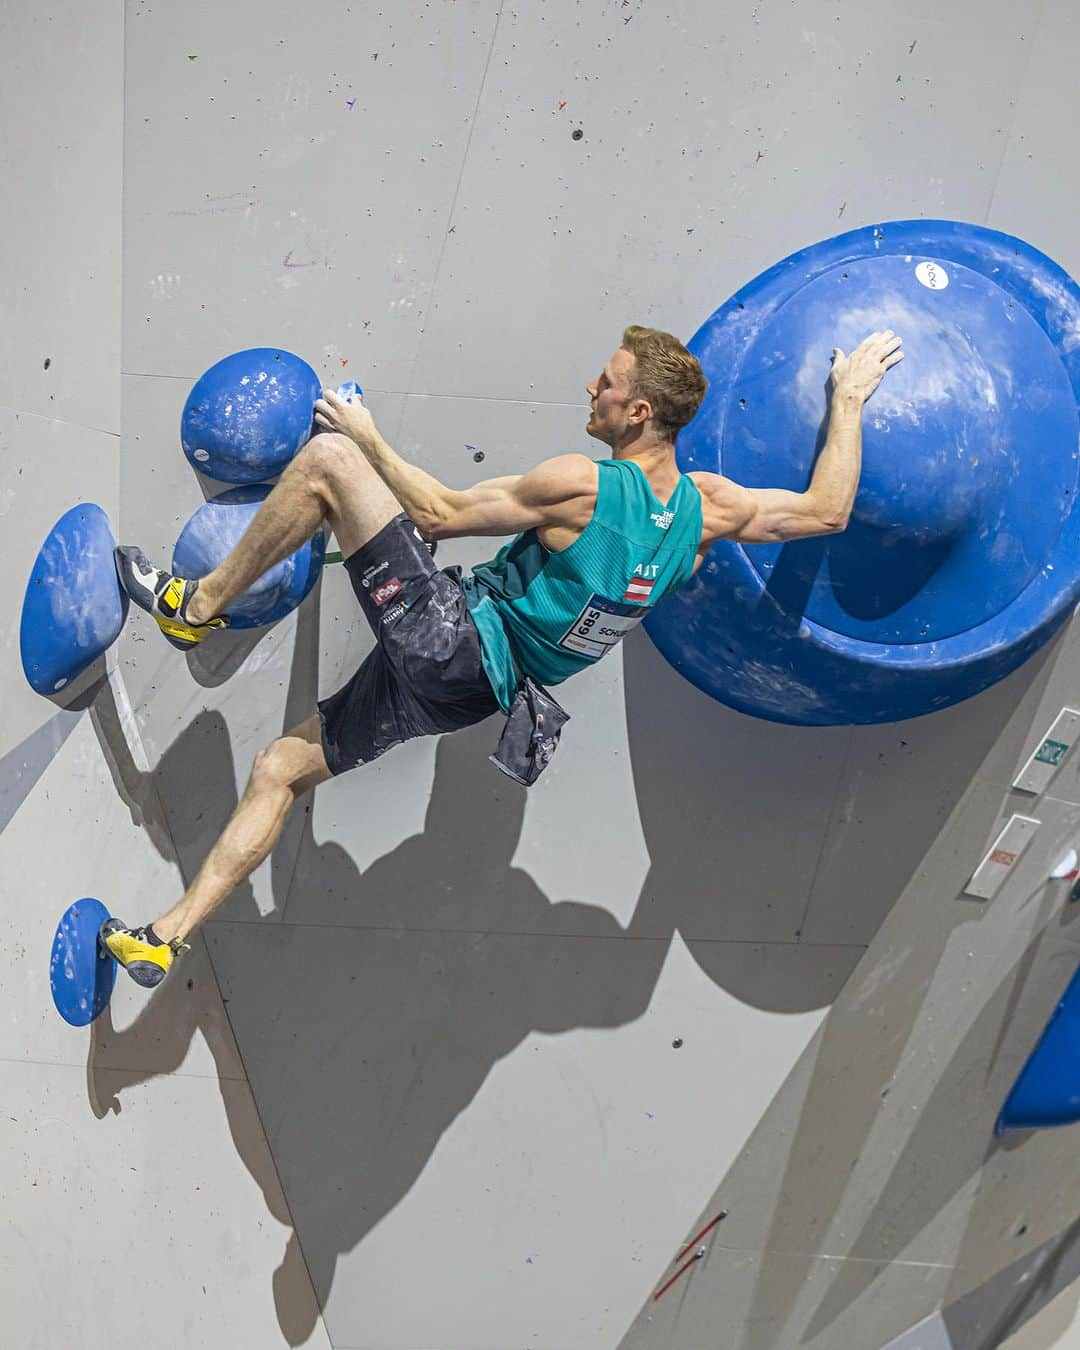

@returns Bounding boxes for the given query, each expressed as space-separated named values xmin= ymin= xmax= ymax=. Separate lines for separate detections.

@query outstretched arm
xmin=696 ymin=329 xmax=904 ymax=546
xmin=313 ymin=390 xmax=597 ymax=539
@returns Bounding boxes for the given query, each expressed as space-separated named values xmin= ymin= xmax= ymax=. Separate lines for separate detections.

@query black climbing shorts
xmin=317 ymin=514 xmax=500 ymax=775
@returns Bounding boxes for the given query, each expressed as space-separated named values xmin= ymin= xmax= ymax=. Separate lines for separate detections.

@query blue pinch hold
xmin=181 ymin=347 xmax=322 ymax=484
xmin=172 ymin=485 xmax=326 ymax=629
xmin=50 ymin=897 xmax=116 ymax=1027
xmin=645 ymin=219 xmax=1080 ymax=726
xmin=20 ymin=503 xmax=128 ymax=696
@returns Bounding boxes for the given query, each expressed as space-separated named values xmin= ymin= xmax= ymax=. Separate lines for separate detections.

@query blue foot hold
xmin=173 ymin=485 xmax=325 ymax=628
xmin=21 ymin=504 xmax=129 ymax=696
xmin=50 ymin=898 xmax=117 ymax=1027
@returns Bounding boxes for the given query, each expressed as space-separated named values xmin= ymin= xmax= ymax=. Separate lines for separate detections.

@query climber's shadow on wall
xmin=82 ymin=597 xmax=679 ymax=1341
xmin=82 ymin=581 xmax=1059 ymax=1345
xmin=200 ymin=712 xmax=689 ymax=1323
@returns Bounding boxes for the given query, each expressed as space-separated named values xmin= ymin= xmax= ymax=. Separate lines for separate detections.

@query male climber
xmin=104 ymin=324 xmax=903 ymax=987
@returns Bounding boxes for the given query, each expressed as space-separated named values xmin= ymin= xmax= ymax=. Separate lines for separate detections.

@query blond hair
xmin=621 ymin=325 xmax=708 ymax=442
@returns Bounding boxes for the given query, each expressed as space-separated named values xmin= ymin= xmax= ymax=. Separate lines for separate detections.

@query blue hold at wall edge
xmin=997 ymin=964 xmax=1080 ymax=1133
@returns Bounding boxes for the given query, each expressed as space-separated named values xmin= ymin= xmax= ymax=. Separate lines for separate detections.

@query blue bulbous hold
xmin=181 ymin=347 xmax=322 ymax=483
xmin=172 ymin=486 xmax=325 ymax=629
xmin=645 ymin=220 xmax=1080 ymax=726
xmin=21 ymin=503 xmax=128 ymax=695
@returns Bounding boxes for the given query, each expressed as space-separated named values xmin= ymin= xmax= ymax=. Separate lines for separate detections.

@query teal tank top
xmin=461 ymin=458 xmax=703 ymax=711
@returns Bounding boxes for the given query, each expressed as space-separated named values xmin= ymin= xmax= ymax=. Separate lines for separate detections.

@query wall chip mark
xmin=558 ymin=100 xmax=567 ymax=111
xmin=755 ymin=149 xmax=765 ymax=162
xmin=346 ymin=97 xmax=357 ymax=109
xmin=838 ymin=200 xmax=847 ymax=217
xmin=909 ymin=38 xmax=917 ymax=54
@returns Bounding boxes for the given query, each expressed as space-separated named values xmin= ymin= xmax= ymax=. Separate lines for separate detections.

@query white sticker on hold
xmin=53 ymin=677 xmax=68 ymax=690
xmin=916 ymin=261 xmax=949 ymax=290
xmin=193 ymin=448 xmax=210 ymax=462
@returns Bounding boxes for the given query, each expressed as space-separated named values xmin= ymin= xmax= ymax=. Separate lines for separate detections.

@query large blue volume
xmin=181 ymin=347 xmax=322 ymax=483
xmin=20 ymin=503 xmax=129 ymax=695
xmin=50 ymin=897 xmax=116 ymax=1027
xmin=997 ymin=965 xmax=1080 ymax=1133
xmin=645 ymin=220 xmax=1080 ymax=725
xmin=173 ymin=486 xmax=326 ymax=628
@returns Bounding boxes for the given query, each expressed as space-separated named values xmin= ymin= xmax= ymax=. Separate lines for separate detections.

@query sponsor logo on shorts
xmin=361 ymin=560 xmax=390 ymax=589
xmin=381 ymin=599 xmax=408 ymax=626
xmin=371 ymin=577 xmax=404 ymax=606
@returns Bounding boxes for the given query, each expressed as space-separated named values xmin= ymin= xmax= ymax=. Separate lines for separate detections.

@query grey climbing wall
xmin=5 ymin=1 xmax=1080 ymax=1348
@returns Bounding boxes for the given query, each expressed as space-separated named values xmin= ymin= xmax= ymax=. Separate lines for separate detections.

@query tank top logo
xmin=651 ymin=509 xmax=675 ymax=530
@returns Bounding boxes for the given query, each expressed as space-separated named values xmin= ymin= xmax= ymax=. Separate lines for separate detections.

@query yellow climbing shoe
xmin=99 ymin=919 xmax=190 ymax=989
xmin=114 ymin=545 xmax=229 ymax=650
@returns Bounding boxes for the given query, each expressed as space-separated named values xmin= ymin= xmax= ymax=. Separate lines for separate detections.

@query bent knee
xmin=297 ymin=432 xmax=361 ymax=484
xmin=249 ymin=738 xmax=308 ymax=795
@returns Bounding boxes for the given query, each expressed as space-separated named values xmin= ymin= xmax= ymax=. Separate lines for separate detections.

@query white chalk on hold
xmin=1050 ymin=848 xmax=1078 ymax=880
xmin=337 ymin=380 xmax=364 ymax=403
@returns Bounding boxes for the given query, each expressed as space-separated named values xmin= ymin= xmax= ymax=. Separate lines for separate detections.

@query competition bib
xmin=559 ymin=594 xmax=648 ymax=660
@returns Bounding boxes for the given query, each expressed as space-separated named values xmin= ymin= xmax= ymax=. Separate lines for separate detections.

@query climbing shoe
xmin=99 ymin=919 xmax=190 ymax=989
xmin=114 ymin=545 xmax=229 ymax=650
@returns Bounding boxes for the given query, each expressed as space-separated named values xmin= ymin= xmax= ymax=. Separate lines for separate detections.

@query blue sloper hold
xmin=20 ymin=503 xmax=128 ymax=695
xmin=172 ymin=485 xmax=326 ymax=629
xmin=645 ymin=219 xmax=1080 ymax=726
xmin=50 ymin=897 xmax=116 ymax=1027
xmin=181 ymin=347 xmax=322 ymax=484
xmin=997 ymin=965 xmax=1080 ymax=1133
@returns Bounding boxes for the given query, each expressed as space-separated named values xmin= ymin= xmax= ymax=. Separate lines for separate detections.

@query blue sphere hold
xmin=172 ymin=486 xmax=326 ymax=629
xmin=645 ymin=220 xmax=1080 ymax=725
xmin=181 ymin=347 xmax=322 ymax=483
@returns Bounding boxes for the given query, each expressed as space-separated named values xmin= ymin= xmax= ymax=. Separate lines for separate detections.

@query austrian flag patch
xmin=623 ymin=576 xmax=656 ymax=604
